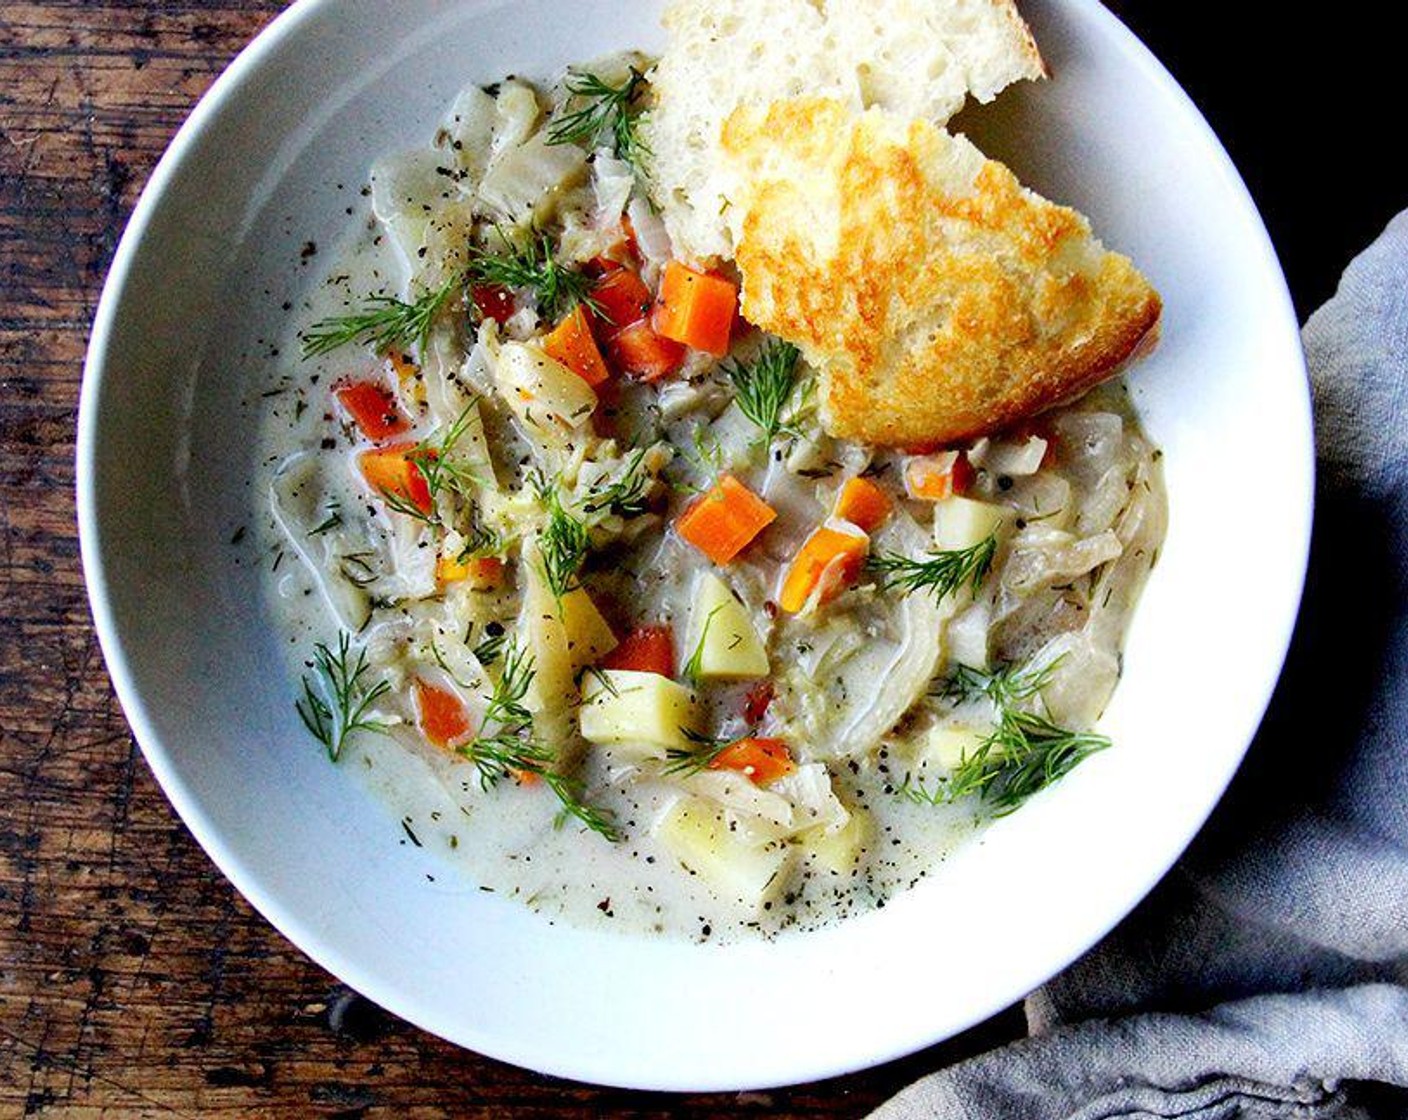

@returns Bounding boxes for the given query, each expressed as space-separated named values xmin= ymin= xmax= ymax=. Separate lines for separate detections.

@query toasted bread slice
xmin=720 ymin=98 xmax=1162 ymax=448
xmin=645 ymin=0 xmax=1044 ymax=263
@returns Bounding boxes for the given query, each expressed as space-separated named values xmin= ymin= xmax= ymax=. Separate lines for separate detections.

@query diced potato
xmin=559 ymin=588 xmax=617 ymax=670
xmin=933 ymin=495 xmax=1011 ymax=552
xmin=579 ymin=670 xmax=701 ymax=757
xmin=655 ymin=796 xmax=793 ymax=909
xmin=805 ymin=808 xmax=873 ymax=876
xmin=913 ymin=724 xmax=992 ymax=772
xmin=495 ymin=341 xmax=598 ymax=444
xmin=684 ymin=573 xmax=768 ymax=680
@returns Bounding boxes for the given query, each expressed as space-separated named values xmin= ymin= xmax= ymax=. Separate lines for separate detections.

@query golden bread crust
xmin=721 ymin=99 xmax=1161 ymax=448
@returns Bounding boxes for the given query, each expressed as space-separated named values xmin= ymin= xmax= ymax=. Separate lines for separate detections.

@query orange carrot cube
xmin=652 ymin=261 xmax=738 ymax=357
xmin=676 ymin=475 xmax=777 ymax=565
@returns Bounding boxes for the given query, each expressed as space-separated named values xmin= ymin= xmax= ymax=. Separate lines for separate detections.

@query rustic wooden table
xmin=3 ymin=2 xmax=1404 ymax=1117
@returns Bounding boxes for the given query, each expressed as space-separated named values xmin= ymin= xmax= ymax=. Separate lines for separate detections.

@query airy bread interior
xmin=644 ymin=0 xmax=1045 ymax=263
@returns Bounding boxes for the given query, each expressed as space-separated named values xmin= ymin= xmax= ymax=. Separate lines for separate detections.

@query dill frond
xmin=466 ymin=231 xmax=598 ymax=320
xmin=296 ymin=633 xmax=391 ymax=762
xmin=581 ymin=448 xmax=653 ymax=518
xmin=300 ymin=272 xmax=463 ymax=359
xmin=470 ymin=626 xmax=507 ymax=668
xmin=456 ymin=641 xmax=620 ymax=840
xmin=547 ymin=67 xmax=650 ymax=171
xmin=946 ymin=711 xmax=1110 ymax=816
xmin=409 ymin=400 xmax=485 ymax=508
xmin=902 ymin=656 xmax=1108 ymax=816
xmin=936 ymin=657 xmax=1063 ymax=708
xmin=867 ymin=534 xmax=997 ymax=601
xmin=661 ymin=728 xmax=730 ymax=777
xmin=724 ymin=338 xmax=802 ymax=445
xmin=536 ymin=485 xmax=590 ymax=600
xmin=681 ymin=606 xmax=722 ymax=684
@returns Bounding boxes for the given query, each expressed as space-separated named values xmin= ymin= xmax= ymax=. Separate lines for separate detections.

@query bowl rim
xmin=76 ymin=0 xmax=1314 ymax=1090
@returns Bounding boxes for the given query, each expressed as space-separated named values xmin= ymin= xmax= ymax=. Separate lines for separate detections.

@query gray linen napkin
xmin=871 ymin=211 xmax=1408 ymax=1119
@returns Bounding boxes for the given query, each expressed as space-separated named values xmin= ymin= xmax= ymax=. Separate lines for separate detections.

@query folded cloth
xmin=870 ymin=211 xmax=1408 ymax=1119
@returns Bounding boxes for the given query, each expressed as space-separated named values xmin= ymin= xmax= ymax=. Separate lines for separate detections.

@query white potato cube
xmin=579 ymin=670 xmax=700 ymax=757
xmin=655 ymin=796 xmax=793 ymax=909
xmin=914 ymin=724 xmax=992 ymax=772
xmin=933 ymin=496 xmax=1011 ymax=552
xmin=684 ymin=573 xmax=769 ymax=680
xmin=559 ymin=588 xmax=617 ymax=670
xmin=805 ymin=808 xmax=873 ymax=876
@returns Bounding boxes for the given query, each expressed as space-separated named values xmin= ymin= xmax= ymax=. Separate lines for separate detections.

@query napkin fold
xmin=871 ymin=211 xmax=1408 ymax=1119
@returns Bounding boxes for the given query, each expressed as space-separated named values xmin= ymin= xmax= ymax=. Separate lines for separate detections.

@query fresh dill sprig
xmin=467 ymin=231 xmax=598 ymax=320
xmin=456 ymin=642 xmax=620 ymax=840
xmin=936 ymin=658 xmax=1062 ymax=708
xmin=581 ymin=448 xmax=653 ymax=518
xmin=378 ymin=402 xmax=485 ymax=527
xmin=681 ymin=606 xmax=722 ymax=684
xmin=902 ymin=655 xmax=1107 ymax=815
xmin=547 ymin=67 xmax=650 ymax=171
xmin=456 ymin=641 xmax=546 ymax=787
xmin=667 ymin=427 xmax=725 ymax=496
xmin=409 ymin=401 xmax=485 ymax=507
xmin=378 ymin=487 xmax=436 ymax=524
xmin=536 ymin=485 xmax=590 ymax=599
xmin=545 ymin=772 xmax=623 ymax=841
xmin=725 ymin=339 xmax=802 ymax=445
xmin=661 ymin=727 xmax=731 ymax=777
xmin=867 ymin=534 xmax=998 ymax=601
xmin=902 ymin=711 xmax=1110 ymax=817
xmin=301 ymin=272 xmax=463 ymax=359
xmin=296 ymin=633 xmax=391 ymax=762
xmin=456 ymin=523 xmax=504 ymax=564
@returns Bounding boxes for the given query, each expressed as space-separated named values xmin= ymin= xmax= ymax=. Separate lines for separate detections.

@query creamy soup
xmin=255 ymin=56 xmax=1166 ymax=941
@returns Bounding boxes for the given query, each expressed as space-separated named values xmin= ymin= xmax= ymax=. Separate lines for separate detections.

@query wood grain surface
xmin=0 ymin=4 xmax=1026 ymax=1116
xmin=6 ymin=1 xmax=1407 ymax=1116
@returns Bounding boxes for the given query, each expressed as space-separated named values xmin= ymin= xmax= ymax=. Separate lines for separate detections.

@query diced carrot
xmin=652 ymin=261 xmax=738 ymax=357
xmin=779 ymin=525 xmax=869 ymax=614
xmin=600 ymin=625 xmax=676 ymax=678
xmin=336 ymin=380 xmax=409 ymax=442
xmin=608 ymin=319 xmax=687 ymax=382
xmin=436 ymin=553 xmax=504 ymax=590
xmin=589 ymin=266 xmax=654 ymax=335
xmin=358 ymin=443 xmax=433 ymax=515
xmin=541 ymin=305 xmax=611 ymax=388
xmin=676 ymin=475 xmax=777 ymax=565
xmin=471 ymin=283 xmax=516 ymax=326
xmin=414 ymin=679 xmax=473 ymax=750
xmin=709 ymin=737 xmax=796 ymax=785
xmin=904 ymin=451 xmax=974 ymax=502
xmin=743 ymin=680 xmax=775 ymax=726
xmin=833 ymin=476 xmax=893 ymax=533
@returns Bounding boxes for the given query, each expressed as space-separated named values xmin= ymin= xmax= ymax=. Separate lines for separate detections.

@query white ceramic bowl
xmin=77 ymin=0 xmax=1311 ymax=1091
